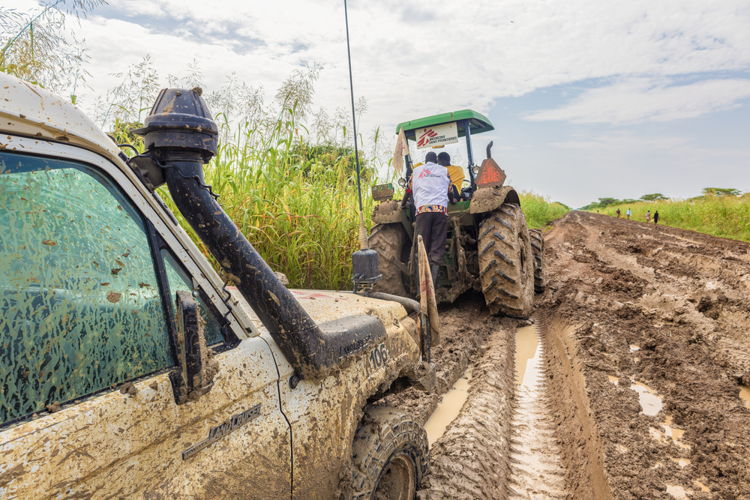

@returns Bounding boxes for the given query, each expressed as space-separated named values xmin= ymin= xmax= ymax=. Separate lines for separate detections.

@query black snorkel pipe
xmin=133 ymin=88 xmax=384 ymax=380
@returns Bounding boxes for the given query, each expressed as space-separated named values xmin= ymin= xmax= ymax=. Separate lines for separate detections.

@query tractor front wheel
xmin=478 ymin=203 xmax=535 ymax=318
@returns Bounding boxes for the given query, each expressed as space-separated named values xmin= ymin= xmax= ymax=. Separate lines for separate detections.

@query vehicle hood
xmin=227 ymin=288 xmax=408 ymax=336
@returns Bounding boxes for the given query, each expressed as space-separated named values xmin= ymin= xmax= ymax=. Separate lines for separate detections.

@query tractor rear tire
xmin=368 ymin=224 xmax=408 ymax=297
xmin=478 ymin=203 xmax=535 ymax=318
xmin=347 ymin=406 xmax=428 ymax=499
xmin=529 ymin=228 xmax=545 ymax=293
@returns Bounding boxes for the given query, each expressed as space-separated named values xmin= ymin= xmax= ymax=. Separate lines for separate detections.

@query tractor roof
xmin=396 ymin=109 xmax=494 ymax=139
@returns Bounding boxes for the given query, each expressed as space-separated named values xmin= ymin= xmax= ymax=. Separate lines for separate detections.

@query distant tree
xmin=596 ymin=197 xmax=620 ymax=207
xmin=702 ymin=187 xmax=741 ymax=197
xmin=640 ymin=193 xmax=668 ymax=201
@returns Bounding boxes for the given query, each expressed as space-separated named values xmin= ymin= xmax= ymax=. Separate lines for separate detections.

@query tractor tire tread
xmin=478 ymin=203 xmax=535 ymax=318
xmin=368 ymin=224 xmax=408 ymax=296
xmin=529 ymin=228 xmax=545 ymax=293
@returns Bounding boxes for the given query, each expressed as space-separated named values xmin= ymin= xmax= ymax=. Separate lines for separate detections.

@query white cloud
xmin=17 ymin=0 xmax=743 ymax=133
xmin=526 ymin=78 xmax=750 ymax=124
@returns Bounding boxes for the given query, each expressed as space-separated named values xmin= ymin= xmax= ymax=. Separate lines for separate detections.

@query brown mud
xmin=385 ymin=293 xmax=502 ymax=426
xmin=388 ymin=210 xmax=750 ymax=498
xmin=540 ymin=211 xmax=750 ymax=498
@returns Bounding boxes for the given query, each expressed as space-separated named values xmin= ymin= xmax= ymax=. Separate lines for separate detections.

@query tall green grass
xmin=157 ymin=123 xmax=373 ymax=291
xmin=594 ymin=195 xmax=750 ymax=242
xmin=520 ymin=193 xmax=570 ymax=229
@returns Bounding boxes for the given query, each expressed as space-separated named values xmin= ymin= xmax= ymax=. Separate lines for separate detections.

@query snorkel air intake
xmin=133 ymin=88 xmax=384 ymax=379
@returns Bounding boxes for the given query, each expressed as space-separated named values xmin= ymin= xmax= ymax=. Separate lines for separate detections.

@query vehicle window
xmin=160 ymin=250 xmax=225 ymax=346
xmin=0 ymin=152 xmax=174 ymax=425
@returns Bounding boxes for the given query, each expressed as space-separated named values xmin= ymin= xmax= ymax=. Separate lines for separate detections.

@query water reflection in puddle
xmin=666 ymin=484 xmax=688 ymax=499
xmin=631 ymin=381 xmax=664 ymax=416
xmin=516 ymin=325 xmax=540 ymax=384
xmin=424 ymin=367 xmax=473 ymax=446
xmin=740 ymin=385 xmax=750 ymax=409
xmin=671 ymin=457 xmax=691 ymax=468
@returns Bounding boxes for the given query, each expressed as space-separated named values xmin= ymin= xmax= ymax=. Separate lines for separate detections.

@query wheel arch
xmin=469 ymin=185 xmax=521 ymax=215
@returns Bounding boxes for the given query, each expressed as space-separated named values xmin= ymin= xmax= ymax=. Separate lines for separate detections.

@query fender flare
xmin=372 ymin=200 xmax=406 ymax=224
xmin=469 ymin=185 xmax=521 ymax=214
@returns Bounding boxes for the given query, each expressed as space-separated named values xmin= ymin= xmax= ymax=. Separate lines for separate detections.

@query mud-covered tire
xmin=478 ymin=203 xmax=535 ymax=318
xmin=529 ymin=228 xmax=545 ymax=293
xmin=368 ymin=224 xmax=408 ymax=296
xmin=346 ymin=406 xmax=428 ymax=500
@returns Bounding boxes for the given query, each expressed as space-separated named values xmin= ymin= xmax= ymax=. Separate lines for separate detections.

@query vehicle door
xmin=0 ymin=146 xmax=290 ymax=498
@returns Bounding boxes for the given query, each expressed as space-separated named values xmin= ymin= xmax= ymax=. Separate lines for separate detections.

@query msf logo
xmin=417 ymin=128 xmax=438 ymax=148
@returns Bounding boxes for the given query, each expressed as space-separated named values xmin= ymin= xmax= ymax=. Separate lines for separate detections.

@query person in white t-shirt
xmin=410 ymin=151 xmax=452 ymax=284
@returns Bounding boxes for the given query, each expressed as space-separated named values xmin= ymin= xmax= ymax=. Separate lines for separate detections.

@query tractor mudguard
xmin=469 ymin=185 xmax=521 ymax=214
xmin=373 ymin=200 xmax=407 ymax=225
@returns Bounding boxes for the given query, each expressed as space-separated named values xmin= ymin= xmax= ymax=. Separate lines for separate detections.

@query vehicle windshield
xmin=409 ymin=140 xmax=469 ymax=169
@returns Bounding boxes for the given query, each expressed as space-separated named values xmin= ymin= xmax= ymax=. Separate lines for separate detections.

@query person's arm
xmin=448 ymin=183 xmax=460 ymax=203
xmin=401 ymin=176 xmax=413 ymax=208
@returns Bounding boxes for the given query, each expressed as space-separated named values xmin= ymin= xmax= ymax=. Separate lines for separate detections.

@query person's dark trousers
xmin=415 ymin=212 xmax=449 ymax=267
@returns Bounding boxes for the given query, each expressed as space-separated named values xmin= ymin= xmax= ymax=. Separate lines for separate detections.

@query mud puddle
xmin=740 ymin=385 xmax=750 ymax=409
xmin=508 ymin=325 xmax=567 ymax=499
xmin=424 ymin=367 xmax=473 ymax=446
xmin=630 ymin=381 xmax=664 ymax=416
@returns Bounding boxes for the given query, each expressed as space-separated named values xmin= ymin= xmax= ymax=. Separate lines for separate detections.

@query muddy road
xmin=388 ymin=211 xmax=750 ymax=498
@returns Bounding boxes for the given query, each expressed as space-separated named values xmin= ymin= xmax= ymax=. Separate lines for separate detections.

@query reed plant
xmin=156 ymin=110 xmax=376 ymax=290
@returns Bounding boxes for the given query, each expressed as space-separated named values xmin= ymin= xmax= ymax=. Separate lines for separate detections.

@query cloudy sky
xmin=10 ymin=0 xmax=750 ymax=207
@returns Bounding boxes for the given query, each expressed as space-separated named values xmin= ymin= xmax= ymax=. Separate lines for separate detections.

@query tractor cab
xmin=391 ymin=109 xmax=505 ymax=207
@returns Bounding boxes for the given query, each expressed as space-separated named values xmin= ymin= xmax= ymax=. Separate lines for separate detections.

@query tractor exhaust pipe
xmin=133 ymin=88 xmax=383 ymax=379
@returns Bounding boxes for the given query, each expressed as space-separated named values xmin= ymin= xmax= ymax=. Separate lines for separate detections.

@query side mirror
xmin=170 ymin=290 xmax=216 ymax=404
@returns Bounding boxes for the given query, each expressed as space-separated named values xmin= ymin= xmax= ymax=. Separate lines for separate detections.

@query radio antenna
xmin=343 ymin=0 xmax=368 ymax=250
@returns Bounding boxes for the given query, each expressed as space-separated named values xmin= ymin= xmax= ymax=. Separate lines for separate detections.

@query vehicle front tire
xmin=346 ymin=406 xmax=428 ymax=500
xmin=477 ymin=203 xmax=535 ymax=318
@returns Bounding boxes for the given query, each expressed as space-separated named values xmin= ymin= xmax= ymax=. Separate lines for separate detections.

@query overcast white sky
xmin=10 ymin=0 xmax=750 ymax=207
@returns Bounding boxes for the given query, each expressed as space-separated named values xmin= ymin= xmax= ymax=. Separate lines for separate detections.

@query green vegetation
xmin=161 ymin=136 xmax=375 ymax=291
xmin=1 ymin=1 xmax=103 ymax=100
xmin=519 ymin=193 xmax=570 ymax=229
xmin=593 ymin=193 xmax=750 ymax=243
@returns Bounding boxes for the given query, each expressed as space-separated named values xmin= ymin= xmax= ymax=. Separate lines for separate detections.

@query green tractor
xmin=368 ymin=110 xmax=544 ymax=318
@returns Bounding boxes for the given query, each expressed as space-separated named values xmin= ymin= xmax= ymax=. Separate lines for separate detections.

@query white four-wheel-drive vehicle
xmin=0 ymin=74 xmax=434 ymax=499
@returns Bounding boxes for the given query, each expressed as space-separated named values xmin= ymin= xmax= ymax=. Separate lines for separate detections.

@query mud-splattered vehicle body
xmin=370 ymin=110 xmax=544 ymax=318
xmin=0 ymin=74 xmax=431 ymax=498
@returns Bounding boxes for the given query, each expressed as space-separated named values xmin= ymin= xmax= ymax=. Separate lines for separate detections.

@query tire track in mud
xmin=388 ymin=294 xmax=605 ymax=498
xmin=508 ymin=325 xmax=567 ymax=499
xmin=420 ymin=319 xmax=599 ymax=499
xmin=420 ymin=321 xmax=515 ymax=499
